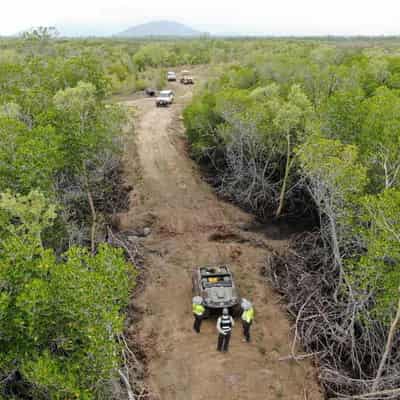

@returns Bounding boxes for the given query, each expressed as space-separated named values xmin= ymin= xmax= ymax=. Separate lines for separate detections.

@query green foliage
xmin=360 ymin=86 xmax=400 ymax=190
xmin=0 ymin=191 xmax=133 ymax=399
xmin=183 ymin=92 xmax=223 ymax=157
xmin=351 ymin=189 xmax=400 ymax=321
xmin=0 ymin=117 xmax=61 ymax=193
xmin=249 ymin=82 xmax=280 ymax=100
xmin=273 ymin=84 xmax=312 ymax=136
xmin=154 ymin=68 xmax=167 ymax=90
xmin=322 ymin=87 xmax=365 ymax=142
xmin=224 ymin=66 xmax=258 ymax=89
xmin=53 ymin=81 xmax=113 ymax=173
xmin=0 ymin=34 xmax=137 ymax=399
xmin=297 ymin=136 xmax=367 ymax=202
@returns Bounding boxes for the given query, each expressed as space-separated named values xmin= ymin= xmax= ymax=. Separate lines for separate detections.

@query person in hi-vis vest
xmin=192 ymin=296 xmax=205 ymax=333
xmin=241 ymin=298 xmax=254 ymax=342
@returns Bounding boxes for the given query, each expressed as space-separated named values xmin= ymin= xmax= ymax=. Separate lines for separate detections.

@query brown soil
xmin=119 ymin=71 xmax=323 ymax=400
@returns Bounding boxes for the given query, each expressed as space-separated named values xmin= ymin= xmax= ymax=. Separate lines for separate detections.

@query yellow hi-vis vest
xmin=192 ymin=303 xmax=205 ymax=316
xmin=242 ymin=307 xmax=254 ymax=323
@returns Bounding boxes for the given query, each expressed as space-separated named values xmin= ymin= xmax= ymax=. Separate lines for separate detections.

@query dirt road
xmin=120 ymin=76 xmax=322 ymax=400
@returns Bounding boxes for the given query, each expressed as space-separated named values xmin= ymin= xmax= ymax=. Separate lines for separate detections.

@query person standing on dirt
xmin=192 ymin=296 xmax=205 ymax=333
xmin=217 ymin=308 xmax=234 ymax=352
xmin=241 ymin=299 xmax=254 ymax=343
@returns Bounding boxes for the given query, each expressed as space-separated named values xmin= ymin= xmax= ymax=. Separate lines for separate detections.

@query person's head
xmin=193 ymin=296 xmax=202 ymax=305
xmin=222 ymin=307 xmax=229 ymax=316
xmin=241 ymin=298 xmax=252 ymax=310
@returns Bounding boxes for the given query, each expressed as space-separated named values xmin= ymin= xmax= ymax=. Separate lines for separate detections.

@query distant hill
xmin=116 ymin=21 xmax=203 ymax=38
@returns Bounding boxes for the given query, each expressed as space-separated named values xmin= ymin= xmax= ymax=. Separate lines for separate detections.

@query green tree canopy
xmin=0 ymin=191 xmax=133 ymax=399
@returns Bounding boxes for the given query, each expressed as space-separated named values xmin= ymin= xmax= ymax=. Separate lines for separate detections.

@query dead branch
xmin=86 ymin=187 xmax=97 ymax=254
xmin=330 ymin=387 xmax=400 ymax=400
xmin=291 ymin=290 xmax=317 ymax=361
xmin=266 ymin=232 xmax=400 ymax=398
xmin=372 ymin=290 xmax=400 ymax=392
xmin=278 ymin=351 xmax=323 ymax=362
xmin=118 ymin=369 xmax=135 ymax=400
xmin=107 ymin=227 xmax=138 ymax=265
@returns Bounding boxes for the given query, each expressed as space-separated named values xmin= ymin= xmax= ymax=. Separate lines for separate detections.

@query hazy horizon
xmin=2 ymin=0 xmax=400 ymax=37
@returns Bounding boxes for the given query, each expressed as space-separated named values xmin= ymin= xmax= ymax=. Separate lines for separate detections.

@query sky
xmin=1 ymin=0 xmax=400 ymax=37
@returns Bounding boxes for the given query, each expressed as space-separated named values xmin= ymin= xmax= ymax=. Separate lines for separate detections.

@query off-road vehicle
xmin=156 ymin=90 xmax=174 ymax=107
xmin=192 ymin=265 xmax=240 ymax=312
xmin=180 ymin=70 xmax=194 ymax=85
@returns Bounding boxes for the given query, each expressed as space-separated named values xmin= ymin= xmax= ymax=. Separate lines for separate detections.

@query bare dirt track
xmin=120 ymin=73 xmax=323 ymax=400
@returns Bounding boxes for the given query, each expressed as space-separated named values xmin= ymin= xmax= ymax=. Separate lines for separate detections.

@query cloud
xmin=1 ymin=0 xmax=400 ymax=36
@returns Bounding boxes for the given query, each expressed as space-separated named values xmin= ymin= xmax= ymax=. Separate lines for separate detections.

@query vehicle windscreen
xmin=159 ymin=92 xmax=170 ymax=98
xmin=202 ymin=275 xmax=232 ymax=288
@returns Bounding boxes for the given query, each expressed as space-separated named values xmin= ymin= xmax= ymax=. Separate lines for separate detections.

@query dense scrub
xmin=0 ymin=32 xmax=140 ymax=399
xmin=184 ymin=40 xmax=400 ymax=398
xmin=0 ymin=30 xmax=256 ymax=96
xmin=0 ymin=192 xmax=133 ymax=399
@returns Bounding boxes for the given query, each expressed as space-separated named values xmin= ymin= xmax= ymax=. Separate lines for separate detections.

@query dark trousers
xmin=242 ymin=320 xmax=252 ymax=342
xmin=217 ymin=332 xmax=231 ymax=352
xmin=193 ymin=314 xmax=203 ymax=333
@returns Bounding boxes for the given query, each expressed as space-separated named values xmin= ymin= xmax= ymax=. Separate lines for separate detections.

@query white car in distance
xmin=167 ymin=71 xmax=177 ymax=81
xmin=156 ymin=90 xmax=174 ymax=107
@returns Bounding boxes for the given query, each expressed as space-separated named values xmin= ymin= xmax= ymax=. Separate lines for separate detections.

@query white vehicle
xmin=167 ymin=71 xmax=177 ymax=81
xmin=180 ymin=70 xmax=194 ymax=85
xmin=156 ymin=90 xmax=174 ymax=107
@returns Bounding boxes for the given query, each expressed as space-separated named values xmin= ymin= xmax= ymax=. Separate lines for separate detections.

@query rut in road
xmin=120 ymin=76 xmax=323 ymax=400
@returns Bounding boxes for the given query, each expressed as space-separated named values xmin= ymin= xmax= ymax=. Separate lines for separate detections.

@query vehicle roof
xmin=167 ymin=71 xmax=176 ymax=74
xmin=159 ymin=90 xmax=173 ymax=95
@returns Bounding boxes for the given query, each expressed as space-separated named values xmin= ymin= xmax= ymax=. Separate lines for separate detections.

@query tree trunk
xmin=87 ymin=188 xmax=97 ymax=255
xmin=118 ymin=369 xmax=135 ymax=400
xmin=82 ymin=164 xmax=97 ymax=254
xmin=328 ymin=211 xmax=343 ymax=302
xmin=276 ymin=134 xmax=291 ymax=217
xmin=371 ymin=290 xmax=400 ymax=392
